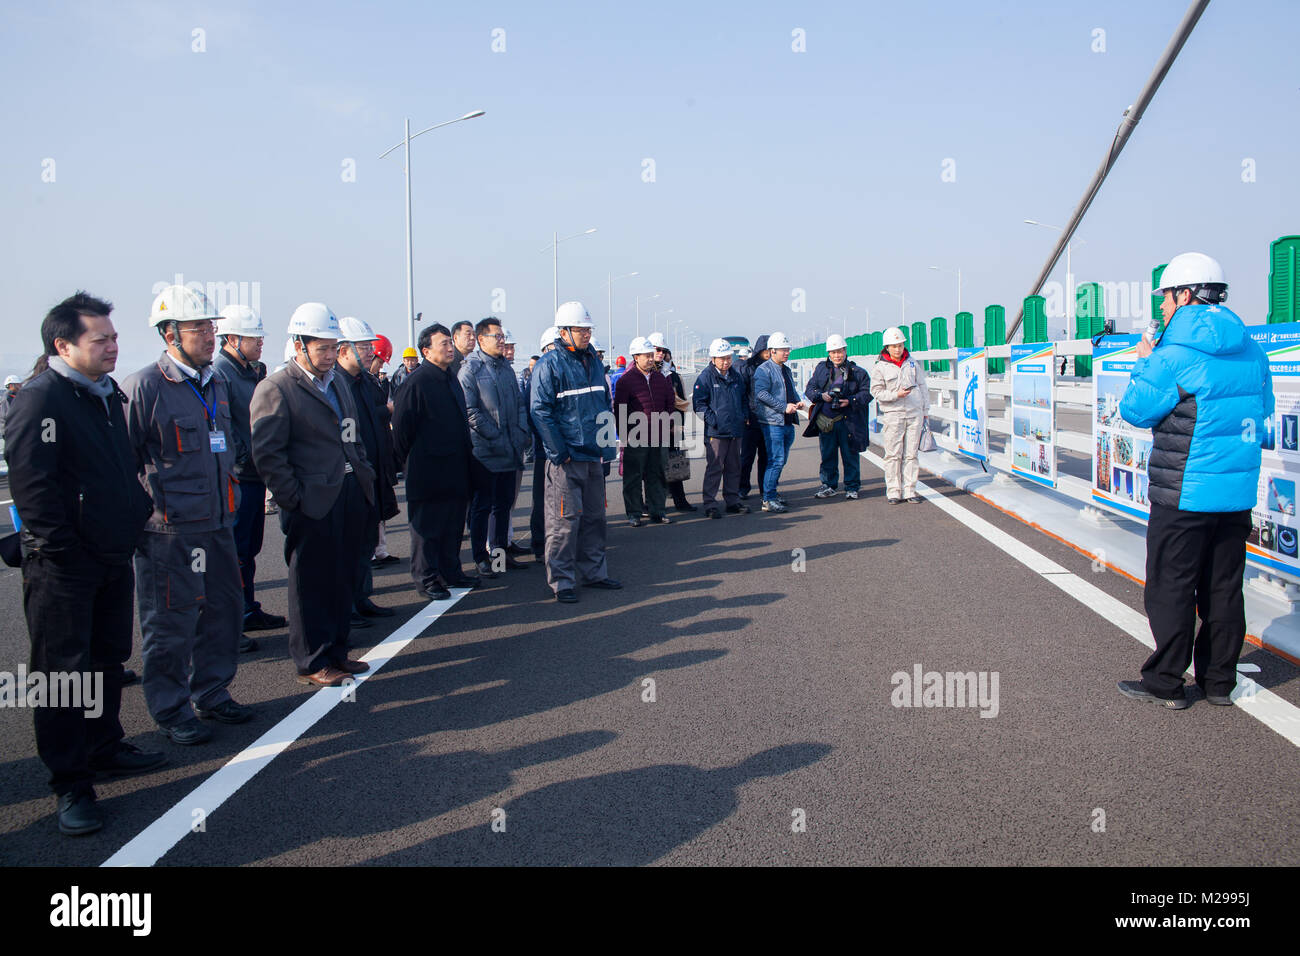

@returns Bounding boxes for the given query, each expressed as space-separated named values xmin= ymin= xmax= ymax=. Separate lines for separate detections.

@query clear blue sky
xmin=2 ymin=0 xmax=1296 ymax=375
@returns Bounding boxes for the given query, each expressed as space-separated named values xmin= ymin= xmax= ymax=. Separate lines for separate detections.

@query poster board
xmin=1091 ymin=335 xmax=1153 ymax=520
xmin=1009 ymin=344 xmax=1056 ymax=487
xmin=1246 ymin=322 xmax=1300 ymax=576
xmin=957 ymin=347 xmax=987 ymax=462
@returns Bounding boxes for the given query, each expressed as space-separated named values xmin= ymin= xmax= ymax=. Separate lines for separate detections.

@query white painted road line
xmin=861 ymin=449 xmax=1300 ymax=749
xmin=101 ymin=590 xmax=470 ymax=868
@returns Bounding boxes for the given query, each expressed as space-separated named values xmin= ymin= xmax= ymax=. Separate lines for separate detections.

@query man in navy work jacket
xmin=803 ymin=333 xmax=872 ymax=500
xmin=529 ymin=301 xmax=622 ymax=603
xmin=692 ymin=337 xmax=751 ymax=518
xmin=1117 ymin=252 xmax=1272 ymax=710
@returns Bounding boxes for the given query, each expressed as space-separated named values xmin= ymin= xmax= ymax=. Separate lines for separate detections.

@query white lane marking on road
xmin=861 ymin=449 xmax=1300 ymax=749
xmin=101 ymin=591 xmax=470 ymax=867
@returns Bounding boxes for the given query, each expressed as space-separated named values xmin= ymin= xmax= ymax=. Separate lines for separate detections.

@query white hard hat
xmin=708 ymin=338 xmax=733 ymax=358
xmin=215 ymin=303 xmax=265 ymax=338
xmin=4 ymin=375 xmax=20 ymax=386
xmin=591 ymin=338 xmax=604 ymax=353
xmin=629 ymin=336 xmax=654 ymax=356
xmin=540 ymin=326 xmax=560 ymax=349
xmin=554 ymin=301 xmax=594 ymax=329
xmin=883 ymin=327 xmax=906 ymax=346
xmin=337 ymin=315 xmax=377 ymax=343
xmin=1158 ymin=252 xmax=1228 ymax=295
xmin=149 ymin=284 xmax=219 ymax=327
xmin=287 ymin=302 xmax=341 ymax=340
xmin=647 ymin=331 xmax=667 ymax=350
xmin=767 ymin=332 xmax=792 ymax=350
xmin=501 ymin=328 xmax=516 ymax=345
xmin=826 ymin=333 xmax=847 ymax=352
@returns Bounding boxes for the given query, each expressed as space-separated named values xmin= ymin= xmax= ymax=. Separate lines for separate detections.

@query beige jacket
xmin=870 ymin=355 xmax=931 ymax=417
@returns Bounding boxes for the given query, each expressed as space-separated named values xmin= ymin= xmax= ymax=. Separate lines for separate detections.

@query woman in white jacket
xmin=870 ymin=327 xmax=931 ymax=503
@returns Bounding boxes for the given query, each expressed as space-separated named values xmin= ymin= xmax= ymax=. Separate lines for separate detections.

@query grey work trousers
xmin=702 ymin=436 xmax=741 ymax=509
xmin=544 ymin=459 xmax=609 ymax=593
xmin=135 ymin=528 xmax=241 ymax=725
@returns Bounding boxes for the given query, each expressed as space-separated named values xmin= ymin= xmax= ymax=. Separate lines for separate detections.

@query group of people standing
xmin=5 ymin=280 xmax=938 ymax=838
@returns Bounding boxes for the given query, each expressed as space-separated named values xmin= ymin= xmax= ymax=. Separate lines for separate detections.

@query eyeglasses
xmin=483 ymin=333 xmax=506 ymax=341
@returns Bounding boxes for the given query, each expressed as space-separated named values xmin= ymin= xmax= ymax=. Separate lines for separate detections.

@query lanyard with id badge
xmin=185 ymin=378 xmax=227 ymax=453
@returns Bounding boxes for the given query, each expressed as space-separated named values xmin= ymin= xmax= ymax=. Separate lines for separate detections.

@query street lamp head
xmin=584 ymin=228 xmax=597 ymax=235
xmin=1023 ymin=219 xmax=1039 ymax=225
xmin=461 ymin=110 xmax=486 ymax=120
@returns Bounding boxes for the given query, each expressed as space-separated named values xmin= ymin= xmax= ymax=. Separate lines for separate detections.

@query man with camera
xmin=1117 ymin=253 xmax=1272 ymax=710
xmin=803 ymin=334 xmax=872 ymax=500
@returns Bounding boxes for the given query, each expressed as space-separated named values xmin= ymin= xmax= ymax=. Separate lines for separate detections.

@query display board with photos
xmin=1246 ymin=322 xmax=1300 ymax=577
xmin=957 ymin=347 xmax=988 ymax=462
xmin=1091 ymin=335 xmax=1153 ymax=520
xmin=1009 ymin=343 xmax=1056 ymax=488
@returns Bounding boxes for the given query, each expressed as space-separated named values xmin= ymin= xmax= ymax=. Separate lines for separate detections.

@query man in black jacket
xmin=393 ymin=323 xmax=478 ymax=601
xmin=5 ymin=292 xmax=165 ymax=835
xmin=738 ymin=335 xmax=771 ymax=500
xmin=336 ymin=315 xmax=398 ymax=624
xmin=213 ymin=304 xmax=284 ymax=649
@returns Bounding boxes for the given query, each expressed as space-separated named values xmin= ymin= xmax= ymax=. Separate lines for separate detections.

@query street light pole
xmin=380 ymin=109 xmax=485 ymax=349
xmin=880 ymin=290 xmax=907 ymax=328
xmin=1024 ymin=220 xmax=1082 ymax=338
xmin=635 ymin=293 xmax=659 ymax=337
xmin=542 ymin=227 xmax=598 ymax=314
xmin=603 ymin=271 xmax=638 ymax=357
xmin=929 ymin=265 xmax=962 ymax=314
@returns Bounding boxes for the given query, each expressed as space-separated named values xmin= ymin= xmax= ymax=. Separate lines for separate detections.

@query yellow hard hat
xmin=402 ymin=347 xmax=418 ymax=358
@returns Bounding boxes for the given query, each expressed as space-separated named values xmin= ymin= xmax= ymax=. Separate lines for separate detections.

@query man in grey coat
xmin=251 ymin=303 xmax=377 ymax=688
xmin=123 ymin=285 xmax=255 ymax=745
xmin=460 ymin=316 xmax=532 ymax=577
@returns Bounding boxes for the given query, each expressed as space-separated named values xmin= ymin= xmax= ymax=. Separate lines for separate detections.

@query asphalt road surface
xmin=2 ymin=432 xmax=1298 ymax=866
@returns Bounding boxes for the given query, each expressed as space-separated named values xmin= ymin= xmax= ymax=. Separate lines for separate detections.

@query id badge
xmin=209 ymin=430 xmax=227 ymax=453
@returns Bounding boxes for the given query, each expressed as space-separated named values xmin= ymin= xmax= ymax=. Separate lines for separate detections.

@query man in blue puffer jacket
xmin=530 ymin=301 xmax=622 ymax=603
xmin=1116 ymin=253 xmax=1272 ymax=710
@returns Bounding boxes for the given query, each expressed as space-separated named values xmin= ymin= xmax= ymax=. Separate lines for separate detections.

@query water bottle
xmin=1142 ymin=317 xmax=1161 ymax=344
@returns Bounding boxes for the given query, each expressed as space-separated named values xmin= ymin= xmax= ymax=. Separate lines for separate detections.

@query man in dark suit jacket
xmin=393 ymin=322 xmax=477 ymax=601
xmin=250 ymin=303 xmax=376 ymax=688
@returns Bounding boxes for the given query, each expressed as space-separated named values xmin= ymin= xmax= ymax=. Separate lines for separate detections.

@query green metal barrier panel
xmin=955 ymin=311 xmax=974 ymax=349
xmin=910 ymin=321 xmax=929 ymax=369
xmin=1151 ymin=263 xmax=1167 ymax=335
xmin=1269 ymin=236 xmax=1300 ymax=324
xmin=1075 ymin=282 xmax=1106 ymax=376
xmin=984 ymin=305 xmax=1006 ymax=373
xmin=1022 ymin=295 xmax=1047 ymax=344
xmin=929 ymin=316 xmax=949 ymax=372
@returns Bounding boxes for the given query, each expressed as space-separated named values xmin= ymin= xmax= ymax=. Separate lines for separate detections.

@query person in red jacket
xmin=614 ymin=337 xmax=677 ymax=526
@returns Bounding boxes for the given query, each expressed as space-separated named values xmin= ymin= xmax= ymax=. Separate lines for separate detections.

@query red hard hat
xmin=616 ymin=355 xmax=626 ymax=367
xmin=373 ymin=333 xmax=393 ymax=364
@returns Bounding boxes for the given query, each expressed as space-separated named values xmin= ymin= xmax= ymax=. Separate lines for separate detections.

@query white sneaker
xmin=814 ymin=485 xmax=838 ymax=498
xmin=845 ymin=491 xmax=859 ymax=500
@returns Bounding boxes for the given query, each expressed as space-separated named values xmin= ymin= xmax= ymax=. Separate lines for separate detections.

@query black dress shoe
xmin=629 ymin=517 xmax=645 ymax=528
xmin=584 ymin=577 xmax=623 ymax=590
xmin=356 ymin=598 xmax=395 ymax=618
xmin=370 ymin=553 xmax=400 ymax=568
xmin=555 ymin=589 xmax=578 ymax=603
xmin=243 ymin=607 xmax=287 ymax=631
xmin=674 ymin=502 xmax=698 ymax=512
xmin=504 ymin=557 xmax=531 ymax=570
xmin=725 ymin=504 xmax=751 ymax=514
xmin=444 ymin=574 xmax=481 ymax=589
xmin=476 ymin=560 xmax=500 ymax=579
xmin=505 ymin=542 xmax=530 ymax=556
xmin=158 ymin=717 xmax=213 ymax=745
xmin=349 ymin=611 xmax=372 ymax=629
xmin=649 ymin=514 xmax=671 ymax=524
xmin=91 ymin=742 xmax=167 ymax=778
xmin=705 ymin=507 xmax=721 ymax=519
xmin=57 ymin=792 xmax=103 ymax=836
xmin=121 ymin=668 xmax=139 ymax=685
xmin=194 ymin=699 xmax=256 ymax=724
xmin=239 ymin=635 xmax=259 ymax=653
xmin=422 ymin=583 xmax=452 ymax=601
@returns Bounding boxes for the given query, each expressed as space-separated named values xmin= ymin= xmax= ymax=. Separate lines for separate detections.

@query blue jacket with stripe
xmin=1119 ymin=304 xmax=1273 ymax=512
xmin=529 ymin=338 xmax=616 ymax=464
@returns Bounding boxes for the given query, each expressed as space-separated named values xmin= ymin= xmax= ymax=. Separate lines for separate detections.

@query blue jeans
xmin=818 ymin=421 xmax=860 ymax=492
xmin=761 ymin=424 xmax=795 ymax=500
